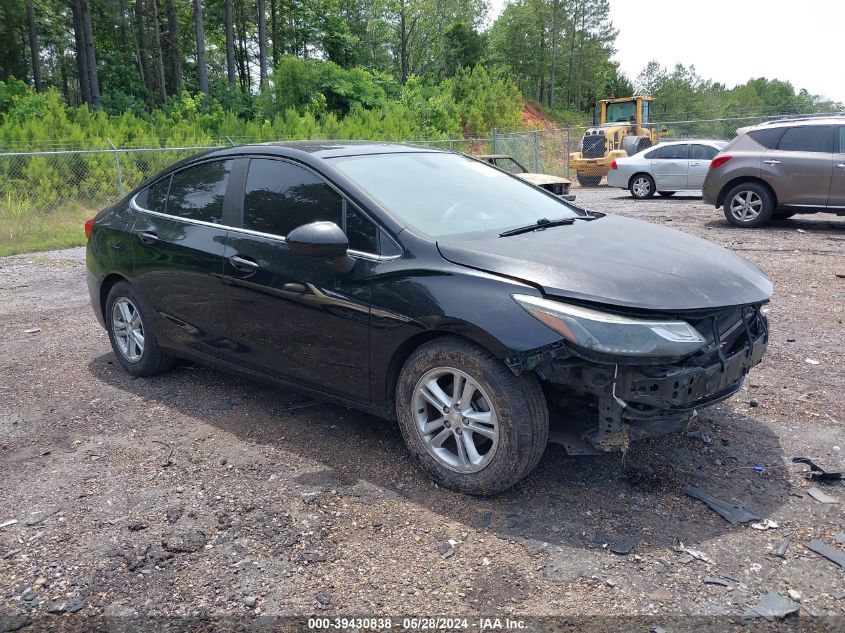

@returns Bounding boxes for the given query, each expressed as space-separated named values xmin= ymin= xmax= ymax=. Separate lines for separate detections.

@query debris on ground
xmin=743 ymin=592 xmax=801 ymax=620
xmin=776 ymin=538 xmax=790 ymax=558
xmin=438 ymin=539 xmax=460 ymax=559
xmin=0 ymin=519 xmax=17 ymax=529
xmin=751 ymin=519 xmax=779 ymax=530
xmin=23 ymin=328 xmax=41 ymax=334
xmin=804 ymin=539 xmax=845 ymax=569
xmin=806 ymin=487 xmax=839 ymax=504
xmin=24 ymin=508 xmax=61 ymax=526
xmin=703 ymin=576 xmax=730 ymax=587
xmin=805 ymin=358 xmax=820 ymax=365
xmin=684 ymin=485 xmax=761 ymax=524
xmin=278 ymin=399 xmax=326 ymax=413
xmin=836 ymin=531 xmax=845 ymax=545
xmin=786 ymin=589 xmax=802 ymax=602
xmin=686 ymin=431 xmax=712 ymax=445
xmin=674 ymin=540 xmax=714 ymax=565
xmin=792 ymin=457 xmax=844 ymax=481
xmin=593 ymin=531 xmax=636 ymax=555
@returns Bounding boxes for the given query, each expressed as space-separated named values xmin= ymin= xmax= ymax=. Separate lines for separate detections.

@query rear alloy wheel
xmin=723 ymin=182 xmax=774 ymax=228
xmin=396 ymin=337 xmax=548 ymax=495
xmin=577 ymin=174 xmax=601 ymax=187
xmin=105 ymin=281 xmax=175 ymax=377
xmin=629 ymin=174 xmax=656 ymax=199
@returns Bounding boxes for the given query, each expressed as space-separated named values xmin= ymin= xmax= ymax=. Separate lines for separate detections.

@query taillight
xmin=85 ymin=218 xmax=95 ymax=240
xmin=610 ymin=160 xmax=618 ymax=170
xmin=709 ymin=155 xmax=732 ymax=169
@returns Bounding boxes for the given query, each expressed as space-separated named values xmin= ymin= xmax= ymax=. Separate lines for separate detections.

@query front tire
xmin=629 ymin=174 xmax=656 ymax=199
xmin=723 ymin=182 xmax=774 ymax=227
xmin=395 ymin=337 xmax=548 ymax=495
xmin=577 ymin=174 xmax=601 ymax=187
xmin=105 ymin=281 xmax=175 ymax=377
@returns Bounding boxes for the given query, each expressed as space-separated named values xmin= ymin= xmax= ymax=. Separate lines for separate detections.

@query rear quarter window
xmin=747 ymin=127 xmax=787 ymax=149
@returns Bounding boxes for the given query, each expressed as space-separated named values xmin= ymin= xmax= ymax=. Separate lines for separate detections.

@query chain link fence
xmin=0 ymin=113 xmax=836 ymax=223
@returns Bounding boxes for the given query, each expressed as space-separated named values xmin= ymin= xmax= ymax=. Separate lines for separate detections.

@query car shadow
xmin=89 ymin=353 xmax=790 ymax=555
xmin=608 ymin=194 xmax=702 ymax=202
xmin=704 ymin=215 xmax=845 ymax=232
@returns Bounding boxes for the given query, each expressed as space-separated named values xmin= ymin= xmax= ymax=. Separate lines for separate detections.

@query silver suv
xmin=702 ymin=116 xmax=845 ymax=227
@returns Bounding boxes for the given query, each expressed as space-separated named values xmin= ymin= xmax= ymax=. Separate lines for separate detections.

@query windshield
xmin=606 ymin=101 xmax=636 ymax=123
xmin=330 ymin=152 xmax=581 ymax=239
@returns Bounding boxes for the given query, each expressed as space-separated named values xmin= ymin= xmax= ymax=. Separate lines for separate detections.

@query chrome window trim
xmin=130 ymin=193 xmax=399 ymax=261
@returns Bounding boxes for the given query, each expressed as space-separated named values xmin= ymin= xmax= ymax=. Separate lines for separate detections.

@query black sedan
xmin=86 ymin=142 xmax=772 ymax=494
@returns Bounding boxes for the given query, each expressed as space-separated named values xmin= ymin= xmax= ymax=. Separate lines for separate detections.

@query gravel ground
xmin=1 ymin=188 xmax=844 ymax=630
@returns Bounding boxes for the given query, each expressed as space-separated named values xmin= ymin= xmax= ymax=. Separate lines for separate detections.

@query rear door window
xmin=776 ymin=126 xmax=833 ymax=153
xmin=836 ymin=127 xmax=845 ymax=153
xmin=243 ymin=158 xmax=343 ymax=237
xmin=656 ymin=144 xmax=689 ymax=159
xmin=690 ymin=144 xmax=718 ymax=160
xmin=137 ymin=176 xmax=170 ymax=213
xmin=167 ymin=160 xmax=233 ymax=223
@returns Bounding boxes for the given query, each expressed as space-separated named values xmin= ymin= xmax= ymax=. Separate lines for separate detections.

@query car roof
xmin=208 ymin=140 xmax=446 ymax=160
xmin=650 ymin=139 xmax=726 ymax=147
xmin=752 ymin=115 xmax=845 ymax=129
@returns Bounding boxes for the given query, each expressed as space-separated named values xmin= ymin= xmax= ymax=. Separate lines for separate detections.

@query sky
xmin=487 ymin=0 xmax=845 ymax=104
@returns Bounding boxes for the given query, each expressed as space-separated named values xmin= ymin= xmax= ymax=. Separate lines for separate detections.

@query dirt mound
xmin=521 ymin=101 xmax=557 ymax=129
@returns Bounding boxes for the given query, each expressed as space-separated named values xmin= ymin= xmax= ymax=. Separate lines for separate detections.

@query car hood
xmin=437 ymin=215 xmax=773 ymax=311
xmin=517 ymin=173 xmax=571 ymax=186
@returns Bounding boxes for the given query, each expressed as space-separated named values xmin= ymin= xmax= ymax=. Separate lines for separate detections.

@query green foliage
xmin=448 ymin=65 xmax=522 ymax=135
xmin=443 ymin=22 xmax=486 ymax=76
xmin=635 ymin=61 xmax=843 ymax=121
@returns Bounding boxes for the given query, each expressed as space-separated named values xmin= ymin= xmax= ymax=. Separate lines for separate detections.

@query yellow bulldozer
xmin=569 ymin=95 xmax=658 ymax=187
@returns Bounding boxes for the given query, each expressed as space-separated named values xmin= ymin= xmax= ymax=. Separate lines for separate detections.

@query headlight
xmin=513 ymin=294 xmax=706 ymax=357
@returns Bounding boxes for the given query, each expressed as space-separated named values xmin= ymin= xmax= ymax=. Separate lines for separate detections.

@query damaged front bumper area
xmin=507 ymin=305 xmax=769 ymax=452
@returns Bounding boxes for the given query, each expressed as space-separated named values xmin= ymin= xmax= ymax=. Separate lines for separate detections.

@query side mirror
xmin=286 ymin=221 xmax=348 ymax=258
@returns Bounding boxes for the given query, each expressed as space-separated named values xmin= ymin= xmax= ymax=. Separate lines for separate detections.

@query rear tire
xmin=629 ymin=174 xmax=656 ymax=199
xmin=395 ymin=337 xmax=549 ymax=495
xmin=105 ymin=281 xmax=175 ymax=377
xmin=658 ymin=191 xmax=675 ymax=197
xmin=723 ymin=182 xmax=775 ymax=228
xmin=577 ymin=174 xmax=601 ymax=187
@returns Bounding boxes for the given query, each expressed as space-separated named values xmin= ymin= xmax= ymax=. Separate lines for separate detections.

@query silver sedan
xmin=607 ymin=140 xmax=728 ymax=199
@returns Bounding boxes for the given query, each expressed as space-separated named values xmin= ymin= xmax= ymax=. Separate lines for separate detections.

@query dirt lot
xmin=1 ymin=188 xmax=844 ymax=630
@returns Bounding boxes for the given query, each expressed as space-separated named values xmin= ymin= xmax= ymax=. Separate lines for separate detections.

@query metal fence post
xmin=492 ymin=127 xmax=498 ymax=154
xmin=565 ymin=128 xmax=571 ymax=179
xmin=107 ymin=138 xmax=123 ymax=196
xmin=532 ymin=130 xmax=540 ymax=172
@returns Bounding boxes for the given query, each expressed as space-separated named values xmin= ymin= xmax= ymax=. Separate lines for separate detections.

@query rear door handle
xmin=690 ymin=162 xmax=700 ymax=166
xmin=137 ymin=231 xmax=158 ymax=244
xmin=229 ymin=255 xmax=260 ymax=273
xmin=763 ymin=159 xmax=782 ymax=165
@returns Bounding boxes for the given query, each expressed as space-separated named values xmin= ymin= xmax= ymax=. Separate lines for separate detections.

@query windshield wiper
xmin=499 ymin=216 xmax=578 ymax=237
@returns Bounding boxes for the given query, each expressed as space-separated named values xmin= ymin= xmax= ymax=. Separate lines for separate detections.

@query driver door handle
xmin=763 ymin=159 xmax=782 ymax=165
xmin=229 ymin=255 xmax=260 ymax=273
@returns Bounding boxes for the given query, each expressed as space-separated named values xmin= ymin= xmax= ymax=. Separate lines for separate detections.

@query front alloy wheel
xmin=112 ymin=297 xmax=145 ymax=362
xmin=413 ymin=367 xmax=499 ymax=473
xmin=395 ymin=337 xmax=549 ymax=495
